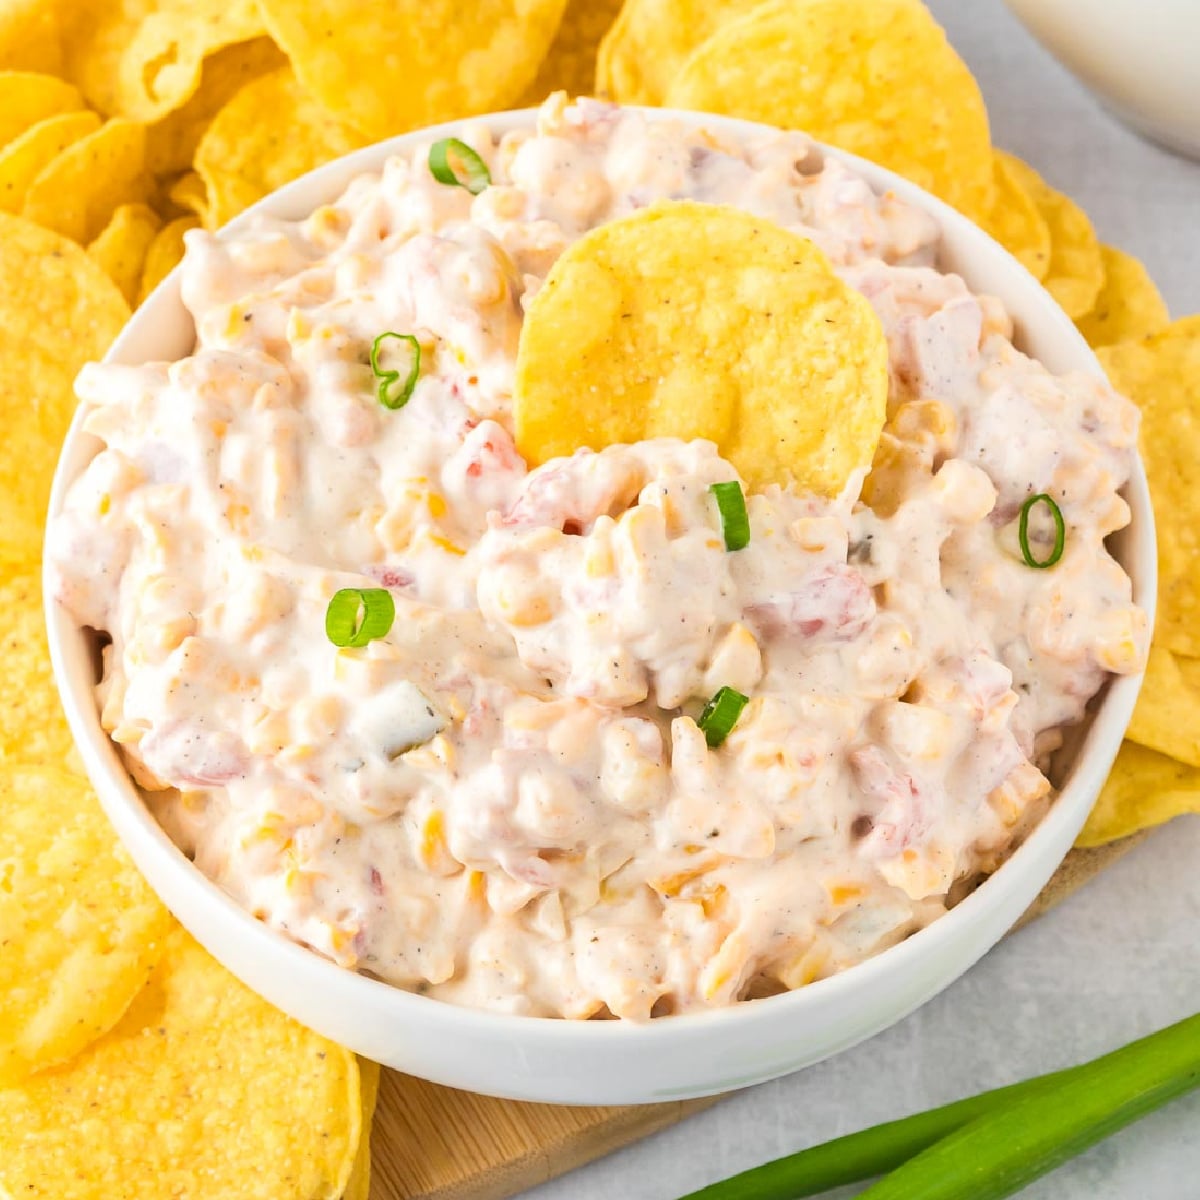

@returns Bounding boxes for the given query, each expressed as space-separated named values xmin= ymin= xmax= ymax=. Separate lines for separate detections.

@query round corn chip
xmin=595 ymin=0 xmax=758 ymax=105
xmin=523 ymin=0 xmax=624 ymax=103
xmin=0 ymin=766 xmax=173 ymax=1084
xmin=0 ymin=569 xmax=77 ymax=767
xmin=0 ymin=212 xmax=129 ymax=564
xmin=1126 ymin=644 xmax=1200 ymax=768
xmin=196 ymin=66 xmax=364 ymax=228
xmin=87 ymin=202 xmax=162 ymax=306
xmin=22 ymin=117 xmax=147 ymax=245
xmin=256 ymin=0 xmax=570 ymax=140
xmin=514 ymin=200 xmax=888 ymax=494
xmin=0 ymin=927 xmax=362 ymax=1199
xmin=1098 ymin=315 xmax=1200 ymax=658
xmin=1075 ymin=244 xmax=1169 ymax=349
xmin=1000 ymin=153 xmax=1103 ymax=320
xmin=0 ymin=109 xmax=101 ymax=214
xmin=63 ymin=0 xmax=264 ymax=120
xmin=664 ymin=0 xmax=995 ymax=222
xmin=145 ymin=36 xmax=287 ymax=175
xmin=0 ymin=71 xmax=83 ymax=148
xmin=0 ymin=0 xmax=63 ymax=74
xmin=983 ymin=150 xmax=1050 ymax=281
xmin=343 ymin=1059 xmax=382 ymax=1200
xmin=137 ymin=213 xmax=199 ymax=303
xmin=1077 ymin=740 xmax=1200 ymax=847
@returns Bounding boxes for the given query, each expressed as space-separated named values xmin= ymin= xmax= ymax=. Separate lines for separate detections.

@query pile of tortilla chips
xmin=0 ymin=0 xmax=1196 ymax=1191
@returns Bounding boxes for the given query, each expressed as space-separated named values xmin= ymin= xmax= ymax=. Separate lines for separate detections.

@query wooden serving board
xmin=365 ymin=837 xmax=1144 ymax=1200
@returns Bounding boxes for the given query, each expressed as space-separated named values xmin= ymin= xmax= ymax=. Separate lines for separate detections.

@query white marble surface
xmin=519 ymin=3 xmax=1200 ymax=1197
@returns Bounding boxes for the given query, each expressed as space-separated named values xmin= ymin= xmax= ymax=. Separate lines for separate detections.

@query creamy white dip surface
xmin=50 ymin=97 xmax=1148 ymax=1019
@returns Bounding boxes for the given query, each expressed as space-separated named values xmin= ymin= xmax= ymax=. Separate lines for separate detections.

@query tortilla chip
xmin=137 ymin=213 xmax=198 ymax=303
xmin=0 ymin=71 xmax=83 ymax=148
xmin=523 ymin=0 xmax=624 ymax=103
xmin=0 ymin=0 xmax=64 ymax=74
xmin=1098 ymin=316 xmax=1200 ymax=657
xmin=664 ymin=0 xmax=994 ymax=222
xmin=596 ymin=0 xmax=758 ymax=105
xmin=87 ymin=202 xmax=162 ymax=305
xmin=1000 ymin=153 xmax=1103 ymax=319
xmin=342 ymin=1059 xmax=382 ymax=1200
xmin=1077 ymin=740 xmax=1200 ymax=847
xmin=145 ymin=36 xmax=286 ymax=175
xmin=515 ymin=199 xmax=888 ymax=494
xmin=0 ymin=766 xmax=173 ymax=1084
xmin=63 ymin=0 xmax=264 ymax=120
xmin=0 ymin=212 xmax=129 ymax=565
xmin=0 ymin=570 xmax=77 ymax=767
xmin=0 ymin=927 xmax=362 ymax=1198
xmin=196 ymin=66 xmax=365 ymax=228
xmin=1076 ymin=244 xmax=1170 ymax=349
xmin=0 ymin=109 xmax=101 ymax=214
xmin=1126 ymin=644 xmax=1200 ymax=768
xmin=984 ymin=149 xmax=1050 ymax=281
xmin=256 ymin=0 xmax=570 ymax=140
xmin=22 ymin=117 xmax=147 ymax=244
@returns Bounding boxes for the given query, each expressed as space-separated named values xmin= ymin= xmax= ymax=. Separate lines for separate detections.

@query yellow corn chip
xmin=165 ymin=170 xmax=211 ymax=225
xmin=0 ymin=570 xmax=77 ymax=766
xmin=1076 ymin=244 xmax=1170 ymax=349
xmin=145 ymin=36 xmax=286 ymax=175
xmin=22 ymin=117 xmax=147 ymax=244
xmin=255 ymin=0 xmax=569 ymax=140
xmin=0 ymin=212 xmax=129 ymax=565
xmin=1099 ymin=315 xmax=1200 ymax=657
xmin=137 ymin=213 xmax=198 ymax=303
xmin=515 ymin=199 xmax=888 ymax=494
xmin=984 ymin=149 xmax=1050 ymax=281
xmin=343 ymin=1059 xmax=382 ymax=1200
xmin=1126 ymin=644 xmax=1200 ymax=767
xmin=63 ymin=0 xmax=264 ymax=120
xmin=0 ymin=109 xmax=101 ymax=214
xmin=523 ymin=0 xmax=624 ymax=102
xmin=0 ymin=927 xmax=362 ymax=1198
xmin=1077 ymin=740 xmax=1200 ymax=847
xmin=0 ymin=0 xmax=63 ymax=74
xmin=0 ymin=71 xmax=83 ymax=147
xmin=196 ymin=66 xmax=364 ymax=228
xmin=665 ymin=0 xmax=995 ymax=222
xmin=1001 ymin=154 xmax=1103 ymax=319
xmin=595 ymin=0 xmax=757 ymax=105
xmin=87 ymin=202 xmax=162 ymax=305
xmin=0 ymin=767 xmax=173 ymax=1084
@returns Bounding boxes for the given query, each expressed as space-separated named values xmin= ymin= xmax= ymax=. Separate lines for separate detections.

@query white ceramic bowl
xmin=1006 ymin=0 xmax=1200 ymax=160
xmin=46 ymin=108 xmax=1155 ymax=1105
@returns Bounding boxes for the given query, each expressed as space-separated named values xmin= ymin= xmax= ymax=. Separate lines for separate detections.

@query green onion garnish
xmin=696 ymin=686 xmax=749 ymax=747
xmin=370 ymin=332 xmax=421 ymax=410
xmin=709 ymin=481 xmax=750 ymax=551
xmin=325 ymin=587 xmax=395 ymax=648
xmin=428 ymin=137 xmax=491 ymax=195
xmin=1017 ymin=492 xmax=1065 ymax=568
xmin=677 ymin=1011 xmax=1200 ymax=1200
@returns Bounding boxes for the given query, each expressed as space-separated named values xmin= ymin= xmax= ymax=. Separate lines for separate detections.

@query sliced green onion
xmin=1017 ymin=492 xmax=1066 ymax=568
xmin=709 ymin=481 xmax=750 ymax=551
xmin=370 ymin=332 xmax=421 ymax=410
xmin=677 ymin=1012 xmax=1200 ymax=1200
xmin=428 ymin=137 xmax=491 ymax=195
xmin=325 ymin=587 xmax=395 ymax=648
xmin=696 ymin=686 xmax=749 ymax=748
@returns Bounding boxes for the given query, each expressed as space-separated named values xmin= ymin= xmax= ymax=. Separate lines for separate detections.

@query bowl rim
xmin=44 ymin=103 xmax=1156 ymax=1051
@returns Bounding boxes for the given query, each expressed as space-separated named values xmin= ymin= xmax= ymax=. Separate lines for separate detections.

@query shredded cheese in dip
xmin=49 ymin=96 xmax=1149 ymax=1019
